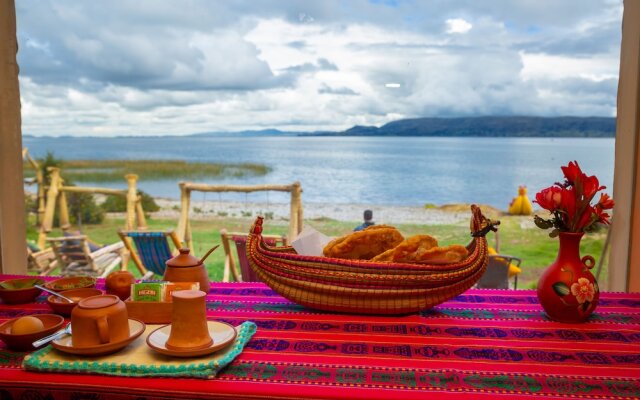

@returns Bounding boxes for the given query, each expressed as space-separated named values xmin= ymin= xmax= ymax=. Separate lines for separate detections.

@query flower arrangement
xmin=533 ymin=161 xmax=614 ymax=236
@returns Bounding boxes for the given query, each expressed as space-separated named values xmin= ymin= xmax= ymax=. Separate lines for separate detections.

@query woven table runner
xmin=22 ymin=321 xmax=256 ymax=379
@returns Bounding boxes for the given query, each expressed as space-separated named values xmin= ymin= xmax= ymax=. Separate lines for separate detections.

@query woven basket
xmin=246 ymin=205 xmax=497 ymax=314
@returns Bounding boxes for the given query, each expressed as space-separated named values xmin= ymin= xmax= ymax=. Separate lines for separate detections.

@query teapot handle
xmin=198 ymin=244 xmax=220 ymax=264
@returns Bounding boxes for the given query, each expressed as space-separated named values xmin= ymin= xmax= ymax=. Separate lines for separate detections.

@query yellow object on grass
xmin=508 ymin=186 xmax=533 ymax=215
xmin=488 ymin=247 xmax=521 ymax=278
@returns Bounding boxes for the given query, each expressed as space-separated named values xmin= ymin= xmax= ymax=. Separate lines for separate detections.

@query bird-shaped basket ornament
xmin=246 ymin=205 xmax=498 ymax=315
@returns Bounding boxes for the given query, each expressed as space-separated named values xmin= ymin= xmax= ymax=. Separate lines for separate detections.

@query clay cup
xmin=166 ymin=290 xmax=212 ymax=350
xmin=71 ymin=295 xmax=129 ymax=347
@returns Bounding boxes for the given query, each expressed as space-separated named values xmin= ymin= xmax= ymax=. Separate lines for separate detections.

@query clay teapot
xmin=163 ymin=246 xmax=218 ymax=293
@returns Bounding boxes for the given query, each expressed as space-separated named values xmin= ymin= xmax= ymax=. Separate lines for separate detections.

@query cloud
xmin=15 ymin=0 xmax=623 ymax=136
xmin=446 ymin=18 xmax=473 ymax=34
xmin=318 ymin=84 xmax=359 ymax=95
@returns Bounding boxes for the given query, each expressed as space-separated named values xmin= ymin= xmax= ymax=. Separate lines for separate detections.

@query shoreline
xmin=150 ymin=198 xmax=506 ymax=225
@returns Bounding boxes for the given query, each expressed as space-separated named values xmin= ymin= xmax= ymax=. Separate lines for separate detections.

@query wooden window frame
xmin=1 ymin=1 xmax=639 ymax=291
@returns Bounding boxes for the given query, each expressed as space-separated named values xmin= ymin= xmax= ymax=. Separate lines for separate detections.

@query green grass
xmin=27 ymin=213 xmax=610 ymax=289
xmin=23 ymin=159 xmax=270 ymax=182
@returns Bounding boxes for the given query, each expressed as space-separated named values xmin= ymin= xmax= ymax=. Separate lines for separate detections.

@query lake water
xmin=22 ymin=136 xmax=615 ymax=209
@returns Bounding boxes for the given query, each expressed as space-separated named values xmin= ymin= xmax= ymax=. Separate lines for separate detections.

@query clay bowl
xmin=0 ymin=314 xmax=64 ymax=351
xmin=46 ymin=288 xmax=103 ymax=316
xmin=44 ymin=277 xmax=97 ymax=292
xmin=0 ymin=278 xmax=45 ymax=305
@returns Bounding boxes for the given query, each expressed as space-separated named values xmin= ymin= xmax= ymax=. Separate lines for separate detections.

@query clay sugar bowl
xmin=0 ymin=314 xmax=64 ymax=351
xmin=46 ymin=288 xmax=103 ymax=316
xmin=44 ymin=276 xmax=96 ymax=292
xmin=163 ymin=247 xmax=217 ymax=293
xmin=0 ymin=278 xmax=45 ymax=304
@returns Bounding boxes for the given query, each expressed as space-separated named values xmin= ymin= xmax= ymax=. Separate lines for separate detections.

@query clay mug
xmin=71 ymin=295 xmax=129 ymax=347
xmin=166 ymin=290 xmax=212 ymax=350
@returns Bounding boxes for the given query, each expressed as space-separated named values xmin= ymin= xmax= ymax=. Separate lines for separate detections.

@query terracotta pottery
xmin=46 ymin=288 xmax=103 ymax=316
xmin=44 ymin=277 xmax=96 ymax=292
xmin=0 ymin=314 xmax=64 ymax=351
xmin=147 ymin=321 xmax=236 ymax=357
xmin=71 ymin=295 xmax=129 ymax=347
xmin=165 ymin=290 xmax=212 ymax=350
xmin=537 ymin=232 xmax=599 ymax=323
xmin=53 ymin=319 xmax=145 ymax=356
xmin=0 ymin=278 xmax=44 ymax=304
xmin=163 ymin=248 xmax=214 ymax=293
xmin=105 ymin=271 xmax=135 ymax=300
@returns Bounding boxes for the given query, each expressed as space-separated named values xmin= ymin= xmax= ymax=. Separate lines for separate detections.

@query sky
xmin=16 ymin=0 xmax=623 ymax=137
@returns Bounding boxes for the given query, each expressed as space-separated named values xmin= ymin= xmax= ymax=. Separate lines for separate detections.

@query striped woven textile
xmin=0 ymin=276 xmax=638 ymax=399
xmin=126 ymin=231 xmax=173 ymax=276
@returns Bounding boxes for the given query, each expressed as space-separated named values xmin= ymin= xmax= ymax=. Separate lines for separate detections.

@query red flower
xmin=561 ymin=161 xmax=582 ymax=185
xmin=597 ymin=193 xmax=614 ymax=210
xmin=576 ymin=206 xmax=595 ymax=231
xmin=580 ymin=174 xmax=605 ymax=200
xmin=594 ymin=206 xmax=612 ymax=225
xmin=560 ymin=187 xmax=577 ymax=221
xmin=534 ymin=161 xmax=613 ymax=233
xmin=535 ymin=186 xmax=562 ymax=211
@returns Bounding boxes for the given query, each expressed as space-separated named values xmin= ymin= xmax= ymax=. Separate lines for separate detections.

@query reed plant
xmin=24 ymin=159 xmax=270 ymax=182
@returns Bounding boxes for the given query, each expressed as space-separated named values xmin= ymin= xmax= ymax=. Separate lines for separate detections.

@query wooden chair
xmin=118 ymin=230 xmax=182 ymax=279
xmin=26 ymin=246 xmax=58 ymax=276
xmin=48 ymin=235 xmax=124 ymax=278
xmin=477 ymin=254 xmax=522 ymax=289
xmin=220 ymin=229 xmax=287 ymax=282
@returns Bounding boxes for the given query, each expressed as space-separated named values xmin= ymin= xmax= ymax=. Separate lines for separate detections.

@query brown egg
xmin=11 ymin=316 xmax=44 ymax=335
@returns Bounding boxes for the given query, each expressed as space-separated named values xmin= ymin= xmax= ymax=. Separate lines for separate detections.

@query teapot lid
xmin=166 ymin=248 xmax=201 ymax=268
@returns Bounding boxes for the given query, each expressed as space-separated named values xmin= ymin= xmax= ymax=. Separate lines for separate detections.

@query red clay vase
xmin=537 ymin=232 xmax=599 ymax=323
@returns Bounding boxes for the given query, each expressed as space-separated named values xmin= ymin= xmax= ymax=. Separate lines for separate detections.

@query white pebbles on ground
xmin=151 ymin=199 xmax=472 ymax=225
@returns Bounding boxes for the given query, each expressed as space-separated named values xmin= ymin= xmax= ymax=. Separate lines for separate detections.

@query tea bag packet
xmin=291 ymin=226 xmax=332 ymax=257
xmin=164 ymin=282 xmax=199 ymax=302
xmin=130 ymin=282 xmax=166 ymax=302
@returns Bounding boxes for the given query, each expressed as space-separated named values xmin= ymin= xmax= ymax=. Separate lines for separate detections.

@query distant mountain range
xmin=192 ymin=116 xmax=616 ymax=138
xmin=308 ymin=116 xmax=616 ymax=137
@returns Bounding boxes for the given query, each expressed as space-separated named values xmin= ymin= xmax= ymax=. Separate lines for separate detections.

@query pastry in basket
xmin=371 ymin=234 xmax=438 ymax=262
xmin=323 ymin=225 xmax=404 ymax=260
xmin=371 ymin=234 xmax=468 ymax=264
xmin=411 ymin=244 xmax=468 ymax=264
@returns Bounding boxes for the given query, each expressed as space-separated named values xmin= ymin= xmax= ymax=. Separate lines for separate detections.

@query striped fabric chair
xmin=220 ymin=229 xmax=287 ymax=282
xmin=118 ymin=230 xmax=182 ymax=279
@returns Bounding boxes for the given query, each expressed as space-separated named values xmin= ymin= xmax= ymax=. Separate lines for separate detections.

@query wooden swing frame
xmin=37 ymin=167 xmax=148 ymax=249
xmin=176 ymin=181 xmax=304 ymax=251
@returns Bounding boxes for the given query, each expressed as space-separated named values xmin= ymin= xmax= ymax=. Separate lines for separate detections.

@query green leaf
xmin=534 ymin=215 xmax=554 ymax=229
xmin=552 ymin=282 xmax=570 ymax=297
xmin=581 ymin=301 xmax=590 ymax=312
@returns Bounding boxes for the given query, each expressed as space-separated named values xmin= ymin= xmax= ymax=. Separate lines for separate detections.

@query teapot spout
xmin=198 ymin=245 xmax=220 ymax=264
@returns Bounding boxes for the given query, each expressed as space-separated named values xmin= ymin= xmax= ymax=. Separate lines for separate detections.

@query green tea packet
xmin=130 ymin=282 xmax=166 ymax=302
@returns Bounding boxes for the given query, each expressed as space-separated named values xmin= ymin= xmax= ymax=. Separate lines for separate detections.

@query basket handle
xmin=250 ymin=216 xmax=264 ymax=235
xmin=470 ymin=205 xmax=500 ymax=237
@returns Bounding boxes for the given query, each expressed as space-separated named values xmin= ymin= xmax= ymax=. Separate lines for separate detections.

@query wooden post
xmin=38 ymin=167 xmax=62 ymax=249
xmin=289 ymin=182 xmax=302 ymax=241
xmin=176 ymin=183 xmax=192 ymax=249
xmin=135 ymin=200 xmax=147 ymax=229
xmin=58 ymin=190 xmax=70 ymax=230
xmin=609 ymin=0 xmax=640 ymax=292
xmin=22 ymin=148 xmax=45 ymax=225
xmin=0 ymin=0 xmax=27 ymax=274
xmin=35 ymin=162 xmax=45 ymax=225
xmin=125 ymin=174 xmax=138 ymax=230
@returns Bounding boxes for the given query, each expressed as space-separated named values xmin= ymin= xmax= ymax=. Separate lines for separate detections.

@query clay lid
xmin=78 ymin=295 xmax=119 ymax=309
xmin=172 ymin=290 xmax=206 ymax=300
xmin=166 ymin=248 xmax=201 ymax=268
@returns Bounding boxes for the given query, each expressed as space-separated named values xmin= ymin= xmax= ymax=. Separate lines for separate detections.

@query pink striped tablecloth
xmin=0 ymin=275 xmax=638 ymax=399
